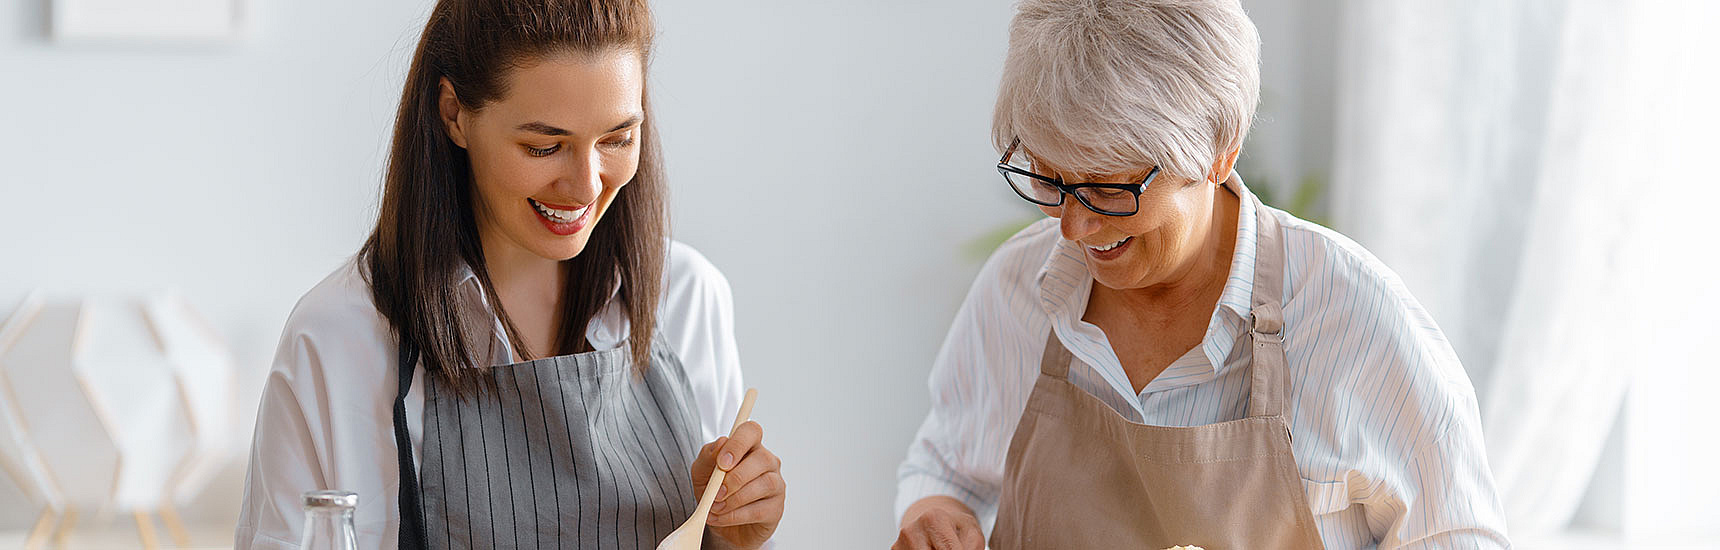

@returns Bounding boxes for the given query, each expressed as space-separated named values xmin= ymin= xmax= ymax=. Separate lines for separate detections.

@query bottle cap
xmin=303 ymin=490 xmax=359 ymax=510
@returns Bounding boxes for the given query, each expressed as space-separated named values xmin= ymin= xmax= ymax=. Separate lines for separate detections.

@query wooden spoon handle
xmin=690 ymin=389 xmax=758 ymax=520
xmin=729 ymin=389 xmax=758 ymax=438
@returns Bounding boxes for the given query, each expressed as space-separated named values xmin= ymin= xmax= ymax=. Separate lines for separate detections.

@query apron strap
xmin=1040 ymin=329 xmax=1074 ymax=380
xmin=393 ymin=339 xmax=428 ymax=550
xmin=1245 ymin=188 xmax=1291 ymax=419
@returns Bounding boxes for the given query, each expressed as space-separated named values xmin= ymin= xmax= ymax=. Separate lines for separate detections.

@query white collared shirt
xmin=896 ymin=184 xmax=1510 ymax=549
xmin=235 ymin=241 xmax=745 ymax=550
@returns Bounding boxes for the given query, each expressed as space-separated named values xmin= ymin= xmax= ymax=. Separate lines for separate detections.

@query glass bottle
xmin=299 ymin=490 xmax=359 ymax=550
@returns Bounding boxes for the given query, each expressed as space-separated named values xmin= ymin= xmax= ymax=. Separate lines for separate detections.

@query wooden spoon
xmin=656 ymin=388 xmax=758 ymax=550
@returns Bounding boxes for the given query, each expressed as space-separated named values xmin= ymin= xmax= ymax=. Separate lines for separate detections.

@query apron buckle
xmin=1250 ymin=302 xmax=1284 ymax=338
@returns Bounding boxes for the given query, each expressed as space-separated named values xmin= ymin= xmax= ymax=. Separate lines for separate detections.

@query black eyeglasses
xmin=996 ymin=138 xmax=1159 ymax=216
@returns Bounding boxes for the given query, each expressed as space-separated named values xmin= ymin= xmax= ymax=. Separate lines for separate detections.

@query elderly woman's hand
xmin=691 ymin=420 xmax=784 ymax=549
xmin=893 ymin=496 xmax=985 ymax=550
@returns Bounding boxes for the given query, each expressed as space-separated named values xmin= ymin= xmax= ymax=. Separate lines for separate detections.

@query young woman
xmin=235 ymin=1 xmax=785 ymax=548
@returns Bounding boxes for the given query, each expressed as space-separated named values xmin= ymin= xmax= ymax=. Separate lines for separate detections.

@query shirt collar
xmin=451 ymin=262 xmax=515 ymax=364
xmin=1033 ymin=173 xmax=1262 ymax=392
xmin=1217 ymin=175 xmax=1258 ymax=319
xmin=451 ymin=260 xmax=624 ymax=365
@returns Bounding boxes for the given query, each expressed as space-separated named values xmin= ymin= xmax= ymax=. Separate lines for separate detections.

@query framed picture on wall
xmin=51 ymin=0 xmax=242 ymax=43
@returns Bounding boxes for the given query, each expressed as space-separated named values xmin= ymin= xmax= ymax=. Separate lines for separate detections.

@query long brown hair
xmin=360 ymin=0 xmax=666 ymax=392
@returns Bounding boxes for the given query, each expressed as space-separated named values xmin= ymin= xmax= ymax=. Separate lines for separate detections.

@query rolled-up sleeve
xmin=1368 ymin=400 xmax=1511 ymax=549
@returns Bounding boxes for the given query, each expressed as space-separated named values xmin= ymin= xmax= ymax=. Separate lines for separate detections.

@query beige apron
xmin=990 ymin=188 xmax=1326 ymax=550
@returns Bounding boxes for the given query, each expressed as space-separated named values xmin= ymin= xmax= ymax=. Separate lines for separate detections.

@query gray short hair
xmin=993 ymin=0 xmax=1261 ymax=182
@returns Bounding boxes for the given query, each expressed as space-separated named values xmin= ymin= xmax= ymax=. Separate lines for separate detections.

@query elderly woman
xmin=894 ymin=1 xmax=1509 ymax=549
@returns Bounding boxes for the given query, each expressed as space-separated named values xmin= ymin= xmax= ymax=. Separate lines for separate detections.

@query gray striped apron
xmin=392 ymin=337 xmax=703 ymax=550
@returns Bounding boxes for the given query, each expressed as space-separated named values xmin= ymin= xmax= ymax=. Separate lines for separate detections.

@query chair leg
xmin=158 ymin=504 xmax=191 ymax=547
xmin=24 ymin=507 xmax=57 ymax=550
xmin=52 ymin=507 xmax=76 ymax=548
xmin=133 ymin=510 xmax=160 ymax=550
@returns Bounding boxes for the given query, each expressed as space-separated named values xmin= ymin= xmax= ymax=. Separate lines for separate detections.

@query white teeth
xmin=531 ymin=199 xmax=587 ymax=224
xmin=1090 ymin=237 xmax=1130 ymax=252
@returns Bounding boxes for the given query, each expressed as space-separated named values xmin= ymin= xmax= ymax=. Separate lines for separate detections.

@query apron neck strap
xmin=393 ymin=339 xmax=429 ymax=550
xmin=1244 ymin=182 xmax=1291 ymax=419
xmin=1040 ymin=329 xmax=1075 ymax=380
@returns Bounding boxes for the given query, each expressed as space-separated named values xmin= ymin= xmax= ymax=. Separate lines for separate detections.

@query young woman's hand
xmin=690 ymin=420 xmax=784 ymax=549
xmin=893 ymin=496 xmax=984 ymax=550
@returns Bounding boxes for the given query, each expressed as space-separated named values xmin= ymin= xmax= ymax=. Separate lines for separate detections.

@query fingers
xmin=690 ymin=419 xmax=765 ymax=491
xmin=925 ymin=513 xmax=968 ymax=550
xmin=716 ymin=420 xmax=763 ymax=472
xmin=717 ymin=442 xmax=779 ymax=496
xmin=690 ymin=436 xmax=726 ymax=487
xmin=958 ymin=522 xmax=984 ymax=549
xmin=704 ymin=490 xmax=785 ymax=527
xmin=710 ymin=469 xmax=785 ymax=515
xmin=893 ymin=521 xmax=956 ymax=550
xmin=693 ymin=420 xmax=784 ymax=523
xmin=709 ymin=421 xmax=783 ymax=517
xmin=894 ymin=497 xmax=984 ymax=550
xmin=891 ymin=526 xmax=930 ymax=550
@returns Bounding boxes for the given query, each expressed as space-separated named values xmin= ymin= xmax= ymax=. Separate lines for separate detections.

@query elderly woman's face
xmin=1037 ymin=158 xmax=1233 ymax=292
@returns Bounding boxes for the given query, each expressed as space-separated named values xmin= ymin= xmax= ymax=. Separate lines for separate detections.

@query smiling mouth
xmin=1088 ymin=237 xmax=1131 ymax=253
xmin=529 ymin=198 xmax=590 ymax=223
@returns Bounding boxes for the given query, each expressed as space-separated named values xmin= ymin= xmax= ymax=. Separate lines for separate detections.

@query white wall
xmin=1 ymin=0 xmax=427 ymax=532
xmin=1239 ymin=0 xmax=1338 ymax=216
xmin=0 ymin=1 xmax=1316 ymax=547
xmin=647 ymin=2 xmax=1021 ymax=546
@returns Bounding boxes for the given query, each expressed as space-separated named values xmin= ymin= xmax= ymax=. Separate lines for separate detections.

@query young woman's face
xmin=441 ymin=49 xmax=644 ymax=263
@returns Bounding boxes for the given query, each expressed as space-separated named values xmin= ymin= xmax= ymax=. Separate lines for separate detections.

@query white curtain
xmin=1330 ymin=0 xmax=1720 ymax=536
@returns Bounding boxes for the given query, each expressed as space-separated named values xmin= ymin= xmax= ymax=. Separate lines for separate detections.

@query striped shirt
xmin=896 ymin=184 xmax=1511 ymax=549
